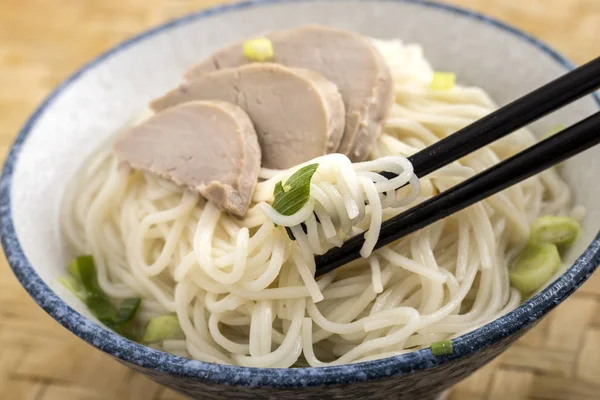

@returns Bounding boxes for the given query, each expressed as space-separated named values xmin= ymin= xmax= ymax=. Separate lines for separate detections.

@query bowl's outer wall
xmin=3 ymin=0 xmax=600 ymax=399
xmin=120 ymin=325 xmax=534 ymax=399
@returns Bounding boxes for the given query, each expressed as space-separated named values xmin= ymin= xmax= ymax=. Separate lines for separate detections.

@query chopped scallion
xmin=68 ymin=255 xmax=92 ymax=284
xmin=274 ymin=181 xmax=285 ymax=198
xmin=58 ymin=276 xmax=85 ymax=300
xmin=71 ymin=255 xmax=101 ymax=296
xmin=509 ymin=242 xmax=561 ymax=294
xmin=431 ymin=340 xmax=453 ymax=356
xmin=272 ymin=163 xmax=319 ymax=216
xmin=430 ymin=72 xmax=456 ymax=90
xmin=142 ymin=315 xmax=183 ymax=343
xmin=116 ymin=298 xmax=142 ymax=325
xmin=64 ymin=255 xmax=142 ymax=341
xmin=86 ymin=294 xmax=118 ymax=325
xmin=243 ymin=38 xmax=274 ymax=62
xmin=530 ymin=215 xmax=580 ymax=246
xmin=543 ymin=124 xmax=566 ymax=139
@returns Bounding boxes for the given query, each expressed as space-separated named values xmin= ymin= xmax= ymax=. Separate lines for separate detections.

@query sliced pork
xmin=114 ymin=101 xmax=261 ymax=216
xmin=152 ymin=63 xmax=345 ymax=170
xmin=185 ymin=25 xmax=394 ymax=161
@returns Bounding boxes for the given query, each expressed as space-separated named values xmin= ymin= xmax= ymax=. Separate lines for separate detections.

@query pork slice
xmin=151 ymin=63 xmax=345 ymax=170
xmin=184 ymin=25 xmax=394 ymax=162
xmin=113 ymin=100 xmax=261 ymax=217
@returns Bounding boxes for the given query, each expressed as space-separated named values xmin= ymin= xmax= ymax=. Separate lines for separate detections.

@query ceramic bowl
xmin=2 ymin=0 xmax=599 ymax=399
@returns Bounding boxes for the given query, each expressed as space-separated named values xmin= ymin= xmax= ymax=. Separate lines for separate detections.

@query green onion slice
xmin=543 ymin=124 xmax=566 ymax=140
xmin=142 ymin=315 xmax=183 ymax=343
xmin=86 ymin=295 xmax=117 ymax=325
xmin=243 ymin=38 xmax=274 ymax=62
xmin=431 ymin=340 xmax=453 ymax=356
xmin=530 ymin=215 xmax=580 ymax=246
xmin=115 ymin=298 xmax=142 ymax=325
xmin=70 ymin=255 xmax=101 ymax=296
xmin=58 ymin=276 xmax=85 ymax=300
xmin=430 ymin=72 xmax=456 ymax=90
xmin=64 ymin=255 xmax=142 ymax=341
xmin=509 ymin=242 xmax=561 ymax=294
xmin=272 ymin=163 xmax=319 ymax=216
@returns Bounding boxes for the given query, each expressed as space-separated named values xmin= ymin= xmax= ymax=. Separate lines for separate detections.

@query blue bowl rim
xmin=2 ymin=0 xmax=600 ymax=389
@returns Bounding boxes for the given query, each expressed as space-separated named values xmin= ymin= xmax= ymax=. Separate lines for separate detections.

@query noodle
xmin=61 ymin=38 xmax=577 ymax=367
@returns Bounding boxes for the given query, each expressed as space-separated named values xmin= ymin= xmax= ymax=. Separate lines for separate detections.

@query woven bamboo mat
xmin=1 ymin=0 xmax=599 ymax=399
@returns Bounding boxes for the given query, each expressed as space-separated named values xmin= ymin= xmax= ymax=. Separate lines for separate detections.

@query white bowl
xmin=1 ymin=1 xmax=599 ymax=399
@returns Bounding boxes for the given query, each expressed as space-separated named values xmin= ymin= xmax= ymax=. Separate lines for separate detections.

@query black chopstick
xmin=287 ymin=57 xmax=600 ymax=241
xmin=315 ymin=111 xmax=600 ymax=276
xmin=383 ymin=55 xmax=600 ymax=180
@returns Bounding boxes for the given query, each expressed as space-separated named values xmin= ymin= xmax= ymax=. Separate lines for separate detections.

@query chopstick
xmin=286 ymin=57 xmax=600 ymax=242
xmin=314 ymin=111 xmax=600 ymax=276
xmin=312 ymin=56 xmax=600 ymax=277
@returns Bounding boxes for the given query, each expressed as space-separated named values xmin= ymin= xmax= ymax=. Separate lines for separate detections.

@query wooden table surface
xmin=1 ymin=1 xmax=599 ymax=399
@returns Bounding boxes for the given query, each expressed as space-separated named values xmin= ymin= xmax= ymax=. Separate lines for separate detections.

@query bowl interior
xmin=6 ymin=0 xmax=600 ymax=356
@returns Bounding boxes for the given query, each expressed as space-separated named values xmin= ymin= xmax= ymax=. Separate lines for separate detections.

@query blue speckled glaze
xmin=2 ymin=0 xmax=600 ymax=399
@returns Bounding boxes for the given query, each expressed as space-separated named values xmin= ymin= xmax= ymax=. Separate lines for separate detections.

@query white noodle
xmin=60 ymin=38 xmax=579 ymax=367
